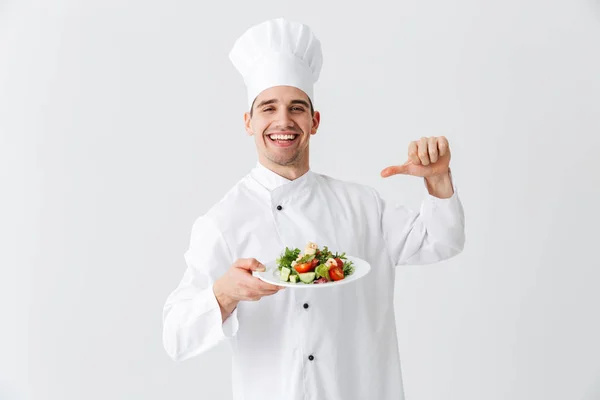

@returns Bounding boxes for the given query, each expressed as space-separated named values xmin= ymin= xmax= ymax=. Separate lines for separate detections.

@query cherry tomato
xmin=334 ymin=257 xmax=343 ymax=269
xmin=329 ymin=266 xmax=344 ymax=281
xmin=294 ymin=262 xmax=313 ymax=273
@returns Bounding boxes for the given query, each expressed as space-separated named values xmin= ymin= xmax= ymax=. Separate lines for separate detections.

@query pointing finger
xmin=380 ymin=161 xmax=411 ymax=178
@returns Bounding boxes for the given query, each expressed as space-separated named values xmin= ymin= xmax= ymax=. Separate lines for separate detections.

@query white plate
xmin=253 ymin=255 xmax=371 ymax=288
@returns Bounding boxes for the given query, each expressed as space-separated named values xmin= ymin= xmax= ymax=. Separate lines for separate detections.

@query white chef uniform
xmin=163 ymin=17 xmax=466 ymax=400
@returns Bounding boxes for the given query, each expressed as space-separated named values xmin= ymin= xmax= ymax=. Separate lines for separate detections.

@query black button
xmin=303 ymin=303 xmax=309 ymax=309
xmin=308 ymin=355 xmax=314 ymax=361
xmin=276 ymin=205 xmax=282 ymax=211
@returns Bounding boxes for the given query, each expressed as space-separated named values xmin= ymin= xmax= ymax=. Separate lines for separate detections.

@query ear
xmin=310 ymin=111 xmax=321 ymax=135
xmin=244 ymin=112 xmax=253 ymax=136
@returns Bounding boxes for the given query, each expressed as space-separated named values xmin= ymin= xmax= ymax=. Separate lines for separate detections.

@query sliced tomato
xmin=329 ymin=266 xmax=344 ymax=281
xmin=334 ymin=257 xmax=343 ymax=269
xmin=294 ymin=262 xmax=312 ymax=273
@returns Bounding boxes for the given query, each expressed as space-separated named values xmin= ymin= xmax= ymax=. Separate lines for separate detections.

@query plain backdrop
xmin=2 ymin=0 xmax=600 ymax=399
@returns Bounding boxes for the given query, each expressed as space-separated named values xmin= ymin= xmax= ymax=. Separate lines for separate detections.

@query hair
xmin=249 ymin=96 xmax=315 ymax=118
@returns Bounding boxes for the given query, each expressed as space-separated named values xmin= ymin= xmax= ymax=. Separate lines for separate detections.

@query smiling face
xmin=244 ymin=85 xmax=320 ymax=179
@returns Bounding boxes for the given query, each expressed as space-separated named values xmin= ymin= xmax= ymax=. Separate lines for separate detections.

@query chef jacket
xmin=163 ymin=161 xmax=465 ymax=400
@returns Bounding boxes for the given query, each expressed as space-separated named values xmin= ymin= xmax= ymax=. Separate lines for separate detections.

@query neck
xmin=258 ymin=155 xmax=309 ymax=181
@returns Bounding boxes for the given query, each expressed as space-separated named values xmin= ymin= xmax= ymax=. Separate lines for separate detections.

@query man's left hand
xmin=380 ymin=136 xmax=450 ymax=179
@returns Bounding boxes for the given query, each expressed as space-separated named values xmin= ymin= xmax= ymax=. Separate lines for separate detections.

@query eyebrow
xmin=255 ymin=98 xmax=310 ymax=109
xmin=290 ymin=99 xmax=310 ymax=108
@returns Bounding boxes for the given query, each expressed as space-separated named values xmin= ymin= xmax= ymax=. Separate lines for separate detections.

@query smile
xmin=266 ymin=132 xmax=300 ymax=147
xmin=267 ymin=133 xmax=299 ymax=141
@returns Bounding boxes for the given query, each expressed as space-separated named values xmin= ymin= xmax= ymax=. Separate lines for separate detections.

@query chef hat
xmin=229 ymin=17 xmax=323 ymax=110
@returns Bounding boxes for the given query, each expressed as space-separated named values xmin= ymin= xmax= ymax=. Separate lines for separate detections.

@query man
xmin=163 ymin=17 xmax=465 ymax=400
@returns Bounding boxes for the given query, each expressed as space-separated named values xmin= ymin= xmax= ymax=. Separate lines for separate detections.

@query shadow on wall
xmin=587 ymin=381 xmax=600 ymax=400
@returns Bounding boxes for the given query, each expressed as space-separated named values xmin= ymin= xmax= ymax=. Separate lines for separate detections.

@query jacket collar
xmin=250 ymin=161 xmax=292 ymax=191
xmin=249 ymin=161 xmax=314 ymax=195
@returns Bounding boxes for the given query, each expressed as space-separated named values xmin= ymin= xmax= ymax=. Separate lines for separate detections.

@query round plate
xmin=253 ymin=255 xmax=371 ymax=288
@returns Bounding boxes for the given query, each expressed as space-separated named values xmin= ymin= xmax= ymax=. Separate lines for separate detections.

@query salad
xmin=275 ymin=241 xmax=355 ymax=284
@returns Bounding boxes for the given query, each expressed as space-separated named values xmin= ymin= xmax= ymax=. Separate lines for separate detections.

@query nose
xmin=274 ymin=108 xmax=294 ymax=130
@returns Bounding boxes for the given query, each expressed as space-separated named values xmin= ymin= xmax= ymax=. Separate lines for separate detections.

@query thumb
xmin=380 ymin=161 xmax=411 ymax=178
xmin=235 ymin=258 xmax=266 ymax=272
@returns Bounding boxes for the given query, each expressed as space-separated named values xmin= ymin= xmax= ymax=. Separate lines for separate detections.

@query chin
xmin=266 ymin=153 xmax=299 ymax=166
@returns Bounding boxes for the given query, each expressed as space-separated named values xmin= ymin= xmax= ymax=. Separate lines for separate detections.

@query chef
xmin=162 ymin=17 xmax=465 ymax=400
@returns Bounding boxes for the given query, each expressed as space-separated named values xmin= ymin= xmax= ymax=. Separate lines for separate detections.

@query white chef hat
xmin=229 ymin=17 xmax=323 ymax=110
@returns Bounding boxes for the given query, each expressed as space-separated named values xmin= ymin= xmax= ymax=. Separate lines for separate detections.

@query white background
xmin=2 ymin=0 xmax=600 ymax=399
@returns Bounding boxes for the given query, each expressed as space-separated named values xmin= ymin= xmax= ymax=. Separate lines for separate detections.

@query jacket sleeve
xmin=375 ymin=172 xmax=466 ymax=266
xmin=162 ymin=215 xmax=239 ymax=361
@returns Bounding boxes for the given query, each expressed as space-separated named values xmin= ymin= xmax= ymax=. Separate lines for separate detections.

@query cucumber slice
xmin=279 ymin=267 xmax=291 ymax=282
xmin=298 ymin=272 xmax=316 ymax=284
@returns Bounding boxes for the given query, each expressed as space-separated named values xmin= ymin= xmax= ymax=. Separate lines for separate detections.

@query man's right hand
xmin=213 ymin=258 xmax=285 ymax=321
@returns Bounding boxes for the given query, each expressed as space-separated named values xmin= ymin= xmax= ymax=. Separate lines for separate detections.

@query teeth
xmin=269 ymin=134 xmax=296 ymax=140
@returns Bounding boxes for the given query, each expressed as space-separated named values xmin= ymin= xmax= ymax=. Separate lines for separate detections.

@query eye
xmin=291 ymin=107 xmax=305 ymax=112
xmin=262 ymin=107 xmax=275 ymax=112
